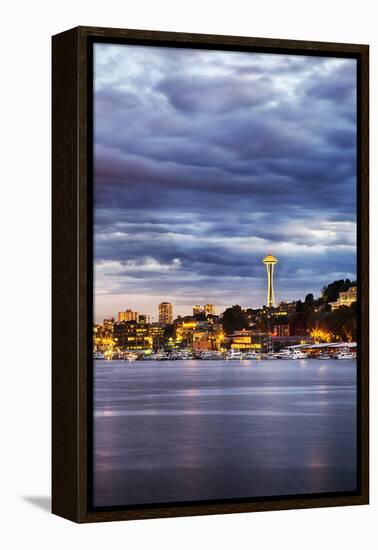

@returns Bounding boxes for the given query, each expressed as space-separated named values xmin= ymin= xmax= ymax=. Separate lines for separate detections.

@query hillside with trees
xmin=221 ymin=279 xmax=357 ymax=342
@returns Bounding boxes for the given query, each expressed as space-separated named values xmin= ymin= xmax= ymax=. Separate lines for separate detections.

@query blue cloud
xmin=93 ymin=45 xmax=357 ymax=320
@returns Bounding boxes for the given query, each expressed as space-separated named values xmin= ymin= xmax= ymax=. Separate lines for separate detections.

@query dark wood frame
xmin=52 ymin=26 xmax=369 ymax=523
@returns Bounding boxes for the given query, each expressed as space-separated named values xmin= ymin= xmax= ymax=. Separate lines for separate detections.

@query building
xmin=118 ymin=309 xmax=139 ymax=322
xmin=229 ymin=330 xmax=266 ymax=351
xmin=113 ymin=321 xmax=151 ymax=350
xmin=330 ymin=286 xmax=357 ymax=311
xmin=193 ymin=304 xmax=216 ymax=316
xmin=204 ymin=304 xmax=216 ymax=316
xmin=263 ymin=255 xmax=278 ymax=308
xmin=138 ymin=314 xmax=151 ymax=324
xmin=94 ymin=318 xmax=114 ymax=339
xmin=93 ymin=318 xmax=115 ymax=352
xmin=175 ymin=320 xmax=199 ymax=347
xmin=278 ymin=301 xmax=297 ymax=315
xmin=149 ymin=324 xmax=165 ymax=349
xmin=272 ymin=324 xmax=290 ymax=337
xmin=192 ymin=323 xmax=224 ymax=351
xmin=158 ymin=302 xmax=173 ymax=325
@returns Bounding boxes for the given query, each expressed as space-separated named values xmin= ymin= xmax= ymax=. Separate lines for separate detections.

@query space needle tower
xmin=263 ymin=255 xmax=278 ymax=308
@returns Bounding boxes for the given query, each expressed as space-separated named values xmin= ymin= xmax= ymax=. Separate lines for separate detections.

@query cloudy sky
xmin=93 ymin=43 xmax=357 ymax=322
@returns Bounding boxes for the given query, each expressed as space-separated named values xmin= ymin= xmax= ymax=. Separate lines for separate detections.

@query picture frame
xmin=52 ymin=26 xmax=369 ymax=523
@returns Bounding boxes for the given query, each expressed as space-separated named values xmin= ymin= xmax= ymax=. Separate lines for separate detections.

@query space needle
xmin=263 ymin=255 xmax=278 ymax=308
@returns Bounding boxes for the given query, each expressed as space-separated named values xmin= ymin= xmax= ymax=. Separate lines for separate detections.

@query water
xmin=93 ymin=359 xmax=357 ymax=507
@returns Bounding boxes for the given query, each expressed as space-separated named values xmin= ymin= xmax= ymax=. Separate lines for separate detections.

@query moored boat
xmin=125 ymin=352 xmax=139 ymax=362
xmin=227 ymin=349 xmax=243 ymax=360
xmin=243 ymin=351 xmax=260 ymax=360
xmin=335 ymin=351 xmax=355 ymax=360
xmin=318 ymin=353 xmax=332 ymax=360
xmin=277 ymin=348 xmax=307 ymax=360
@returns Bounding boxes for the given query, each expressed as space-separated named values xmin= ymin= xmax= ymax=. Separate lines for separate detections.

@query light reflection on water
xmin=93 ymin=359 xmax=357 ymax=507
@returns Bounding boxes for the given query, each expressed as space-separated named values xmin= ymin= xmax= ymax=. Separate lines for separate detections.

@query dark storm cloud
xmin=156 ymin=74 xmax=277 ymax=113
xmin=305 ymin=60 xmax=356 ymax=103
xmin=93 ymin=45 xmax=357 ymax=319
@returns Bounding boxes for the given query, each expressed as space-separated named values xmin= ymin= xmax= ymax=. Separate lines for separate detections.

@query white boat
xmin=318 ymin=353 xmax=332 ymax=360
xmin=155 ymin=352 xmax=170 ymax=360
xmin=243 ymin=351 xmax=260 ymax=360
xmin=200 ymin=351 xmax=223 ymax=360
xmin=178 ymin=351 xmax=194 ymax=360
xmin=335 ymin=351 xmax=355 ymax=360
xmin=277 ymin=348 xmax=307 ymax=360
xmin=227 ymin=350 xmax=243 ymax=360
xmin=125 ymin=352 xmax=139 ymax=362
xmin=264 ymin=353 xmax=277 ymax=360
xmin=93 ymin=351 xmax=105 ymax=360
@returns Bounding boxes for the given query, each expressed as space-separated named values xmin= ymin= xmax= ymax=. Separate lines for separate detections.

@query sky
xmin=93 ymin=43 xmax=357 ymax=322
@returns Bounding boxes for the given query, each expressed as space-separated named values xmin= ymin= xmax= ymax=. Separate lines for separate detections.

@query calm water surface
xmin=93 ymin=359 xmax=357 ymax=507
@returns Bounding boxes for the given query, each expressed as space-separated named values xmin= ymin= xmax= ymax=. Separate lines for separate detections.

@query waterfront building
xmin=113 ymin=321 xmax=151 ymax=350
xmin=148 ymin=324 xmax=165 ymax=349
xmin=118 ymin=309 xmax=139 ymax=322
xmin=330 ymin=286 xmax=357 ymax=311
xmin=175 ymin=320 xmax=199 ymax=347
xmin=229 ymin=330 xmax=271 ymax=351
xmin=192 ymin=324 xmax=224 ymax=351
xmin=93 ymin=318 xmax=116 ymax=353
xmin=263 ymin=254 xmax=278 ymax=308
xmin=158 ymin=302 xmax=173 ymax=325
xmin=94 ymin=318 xmax=114 ymax=340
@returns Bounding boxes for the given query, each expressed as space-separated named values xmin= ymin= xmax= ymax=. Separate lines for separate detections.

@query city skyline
xmin=94 ymin=45 xmax=357 ymax=323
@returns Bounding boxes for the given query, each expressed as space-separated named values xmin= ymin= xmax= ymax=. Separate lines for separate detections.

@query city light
xmin=93 ymin=267 xmax=356 ymax=358
xmin=310 ymin=326 xmax=332 ymax=343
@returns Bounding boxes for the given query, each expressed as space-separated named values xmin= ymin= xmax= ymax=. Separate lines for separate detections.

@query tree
xmin=222 ymin=305 xmax=248 ymax=334
xmin=164 ymin=324 xmax=175 ymax=339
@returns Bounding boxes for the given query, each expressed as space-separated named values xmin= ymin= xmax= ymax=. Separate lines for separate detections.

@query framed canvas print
xmin=52 ymin=26 xmax=369 ymax=523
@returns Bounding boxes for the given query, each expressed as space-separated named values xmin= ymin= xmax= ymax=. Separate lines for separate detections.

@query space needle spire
xmin=263 ymin=255 xmax=278 ymax=308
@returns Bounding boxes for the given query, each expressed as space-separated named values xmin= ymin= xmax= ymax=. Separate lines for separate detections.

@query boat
xmin=125 ymin=352 xmax=139 ymax=362
xmin=264 ymin=353 xmax=277 ymax=360
xmin=243 ymin=351 xmax=260 ymax=360
xmin=318 ymin=353 xmax=332 ymax=360
xmin=200 ymin=351 xmax=223 ymax=360
xmin=335 ymin=351 xmax=355 ymax=360
xmin=227 ymin=349 xmax=243 ymax=360
xmin=177 ymin=351 xmax=194 ymax=360
xmin=93 ymin=350 xmax=105 ymax=360
xmin=277 ymin=348 xmax=307 ymax=360
xmin=155 ymin=352 xmax=170 ymax=361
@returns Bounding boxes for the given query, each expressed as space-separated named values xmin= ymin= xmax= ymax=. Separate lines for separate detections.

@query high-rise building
xmin=204 ymin=304 xmax=215 ymax=316
xmin=158 ymin=302 xmax=173 ymax=325
xmin=118 ymin=309 xmax=139 ymax=322
xmin=262 ymin=255 xmax=278 ymax=308
xmin=193 ymin=305 xmax=203 ymax=316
